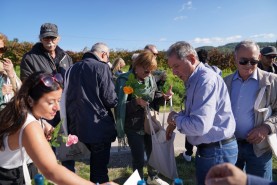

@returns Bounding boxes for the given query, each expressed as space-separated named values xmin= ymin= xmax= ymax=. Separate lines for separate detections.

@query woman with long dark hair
xmin=0 ymin=71 xmax=117 ymax=185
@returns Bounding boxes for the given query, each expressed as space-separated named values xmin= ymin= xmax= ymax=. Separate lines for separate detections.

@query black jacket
xmin=66 ymin=52 xmax=118 ymax=143
xmin=258 ymin=62 xmax=277 ymax=74
xmin=20 ymin=43 xmax=73 ymax=81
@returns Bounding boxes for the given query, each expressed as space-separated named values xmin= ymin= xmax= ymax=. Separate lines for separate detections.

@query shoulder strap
xmin=19 ymin=117 xmax=35 ymax=185
xmin=60 ymin=66 xmax=73 ymax=136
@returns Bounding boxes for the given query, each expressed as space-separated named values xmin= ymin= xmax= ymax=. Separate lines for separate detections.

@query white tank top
xmin=0 ymin=113 xmax=37 ymax=169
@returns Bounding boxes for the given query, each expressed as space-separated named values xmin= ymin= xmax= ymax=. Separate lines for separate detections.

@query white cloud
xmin=159 ymin=38 xmax=167 ymax=42
xmin=173 ymin=16 xmax=188 ymax=21
xmin=191 ymin=35 xmax=242 ymax=45
xmin=179 ymin=1 xmax=193 ymax=12
xmin=250 ymin=33 xmax=275 ymax=39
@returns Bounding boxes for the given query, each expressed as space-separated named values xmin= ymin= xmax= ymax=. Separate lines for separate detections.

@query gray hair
xmin=91 ymin=42 xmax=109 ymax=53
xmin=131 ymin=53 xmax=139 ymax=61
xmin=166 ymin=41 xmax=198 ymax=61
xmin=234 ymin=40 xmax=260 ymax=57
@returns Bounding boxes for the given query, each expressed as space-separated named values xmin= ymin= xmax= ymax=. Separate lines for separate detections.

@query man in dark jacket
xmin=20 ymin=23 xmax=74 ymax=171
xmin=258 ymin=46 xmax=277 ymax=74
xmin=20 ymin=23 xmax=72 ymax=81
xmin=66 ymin=42 xmax=118 ymax=184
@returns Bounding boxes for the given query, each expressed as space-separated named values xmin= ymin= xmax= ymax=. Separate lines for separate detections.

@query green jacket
xmin=115 ymin=70 xmax=158 ymax=138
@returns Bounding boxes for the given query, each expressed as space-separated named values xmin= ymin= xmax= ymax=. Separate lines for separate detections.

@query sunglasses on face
xmin=238 ymin=58 xmax=259 ymax=66
xmin=264 ymin=55 xmax=277 ymax=60
xmin=42 ymin=36 xmax=58 ymax=42
xmin=40 ymin=73 xmax=63 ymax=88
xmin=0 ymin=47 xmax=7 ymax=54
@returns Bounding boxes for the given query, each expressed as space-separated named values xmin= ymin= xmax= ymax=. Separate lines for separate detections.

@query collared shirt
xmin=231 ymin=70 xmax=259 ymax=139
xmin=175 ymin=63 xmax=236 ymax=145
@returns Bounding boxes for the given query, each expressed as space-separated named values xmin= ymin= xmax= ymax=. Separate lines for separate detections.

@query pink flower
xmin=66 ymin=134 xmax=78 ymax=147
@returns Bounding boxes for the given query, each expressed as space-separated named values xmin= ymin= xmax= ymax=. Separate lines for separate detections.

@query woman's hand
xmin=2 ymin=58 xmax=15 ymax=78
xmin=136 ymin=97 xmax=149 ymax=108
xmin=2 ymin=84 xmax=13 ymax=95
xmin=163 ymin=85 xmax=174 ymax=101
xmin=43 ymin=121 xmax=54 ymax=141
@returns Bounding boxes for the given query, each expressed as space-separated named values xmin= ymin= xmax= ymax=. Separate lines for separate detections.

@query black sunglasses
xmin=239 ymin=59 xmax=259 ymax=66
xmin=0 ymin=47 xmax=7 ymax=54
xmin=42 ymin=36 xmax=58 ymax=41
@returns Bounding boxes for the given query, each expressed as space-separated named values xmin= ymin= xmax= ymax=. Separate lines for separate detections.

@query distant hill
xmin=196 ymin=42 xmax=276 ymax=53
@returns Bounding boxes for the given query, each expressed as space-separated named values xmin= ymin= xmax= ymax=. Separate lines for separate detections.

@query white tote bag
xmin=147 ymin=104 xmax=178 ymax=180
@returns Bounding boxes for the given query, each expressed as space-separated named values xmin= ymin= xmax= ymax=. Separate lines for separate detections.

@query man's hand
xmin=246 ymin=124 xmax=270 ymax=144
xmin=166 ymin=124 xmax=176 ymax=140
xmin=205 ymin=163 xmax=247 ymax=185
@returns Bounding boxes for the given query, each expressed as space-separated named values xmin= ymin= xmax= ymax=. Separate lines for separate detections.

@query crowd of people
xmin=0 ymin=22 xmax=277 ymax=185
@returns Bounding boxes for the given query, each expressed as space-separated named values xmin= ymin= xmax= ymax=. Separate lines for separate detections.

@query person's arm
xmin=99 ymin=65 xmax=118 ymax=108
xmin=23 ymin=121 xmax=94 ymax=185
xmin=175 ymin=81 xmax=217 ymax=136
xmin=247 ymin=174 xmax=276 ymax=185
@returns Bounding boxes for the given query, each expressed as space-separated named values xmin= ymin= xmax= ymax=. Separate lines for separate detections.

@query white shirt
xmin=0 ymin=113 xmax=36 ymax=169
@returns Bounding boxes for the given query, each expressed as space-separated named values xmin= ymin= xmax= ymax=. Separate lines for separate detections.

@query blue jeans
xmin=126 ymin=131 xmax=156 ymax=179
xmin=85 ymin=142 xmax=112 ymax=183
xmin=195 ymin=139 xmax=238 ymax=185
xmin=236 ymin=141 xmax=272 ymax=180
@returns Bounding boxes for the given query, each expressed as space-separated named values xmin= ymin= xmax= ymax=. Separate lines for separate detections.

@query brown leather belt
xmin=197 ymin=135 xmax=236 ymax=149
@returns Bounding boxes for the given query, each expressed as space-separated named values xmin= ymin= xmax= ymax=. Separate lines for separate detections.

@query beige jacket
xmin=224 ymin=68 xmax=277 ymax=157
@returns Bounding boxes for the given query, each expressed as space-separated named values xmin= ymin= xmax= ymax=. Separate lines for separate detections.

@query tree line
xmin=5 ymin=39 xmax=275 ymax=71
xmin=4 ymin=39 xmax=275 ymax=108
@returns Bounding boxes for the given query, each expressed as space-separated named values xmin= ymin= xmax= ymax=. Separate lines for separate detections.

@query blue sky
xmin=2 ymin=0 xmax=277 ymax=52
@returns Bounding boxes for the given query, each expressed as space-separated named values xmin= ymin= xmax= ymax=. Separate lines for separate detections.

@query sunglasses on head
xmin=263 ymin=55 xmax=277 ymax=59
xmin=239 ymin=58 xmax=259 ymax=66
xmin=0 ymin=47 xmax=7 ymax=54
xmin=40 ymin=73 xmax=63 ymax=88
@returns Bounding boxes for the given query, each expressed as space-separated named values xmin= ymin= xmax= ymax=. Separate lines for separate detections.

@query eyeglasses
xmin=263 ymin=55 xmax=277 ymax=60
xmin=238 ymin=59 xmax=259 ymax=66
xmin=0 ymin=47 xmax=7 ymax=54
xmin=42 ymin=36 xmax=58 ymax=42
xmin=40 ymin=73 xmax=63 ymax=88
